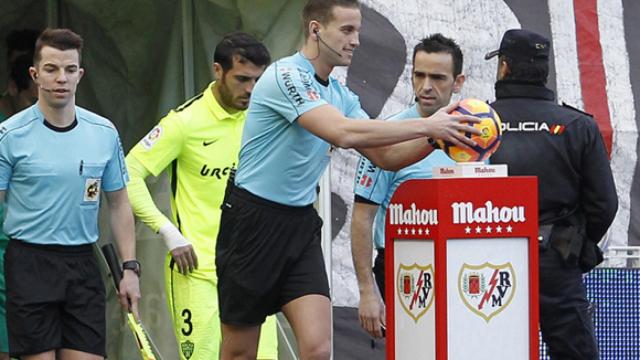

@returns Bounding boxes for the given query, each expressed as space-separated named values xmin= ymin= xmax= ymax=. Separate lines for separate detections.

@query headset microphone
xmin=39 ymin=84 xmax=54 ymax=93
xmin=33 ymin=74 xmax=52 ymax=92
xmin=314 ymin=29 xmax=343 ymax=58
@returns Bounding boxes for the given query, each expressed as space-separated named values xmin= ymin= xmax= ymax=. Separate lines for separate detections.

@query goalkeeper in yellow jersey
xmin=126 ymin=32 xmax=276 ymax=360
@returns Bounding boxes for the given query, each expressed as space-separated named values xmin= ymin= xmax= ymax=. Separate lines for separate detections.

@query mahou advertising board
xmin=385 ymin=177 xmax=539 ymax=360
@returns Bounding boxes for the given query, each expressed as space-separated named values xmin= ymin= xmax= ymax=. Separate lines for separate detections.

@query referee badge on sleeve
xmin=84 ymin=178 xmax=101 ymax=202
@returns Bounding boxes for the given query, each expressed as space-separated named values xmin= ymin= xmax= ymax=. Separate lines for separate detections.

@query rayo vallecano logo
xmin=396 ymin=263 xmax=434 ymax=323
xmin=458 ymin=262 xmax=516 ymax=322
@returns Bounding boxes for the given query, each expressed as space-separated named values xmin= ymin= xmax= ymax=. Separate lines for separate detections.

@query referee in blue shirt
xmin=215 ymin=1 xmax=482 ymax=359
xmin=0 ymin=28 xmax=140 ymax=359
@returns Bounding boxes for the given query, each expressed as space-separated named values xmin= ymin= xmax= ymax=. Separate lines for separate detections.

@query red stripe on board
xmin=435 ymin=237 xmax=447 ymax=360
xmin=386 ymin=233 xmax=395 ymax=359
xmin=574 ymin=0 xmax=613 ymax=156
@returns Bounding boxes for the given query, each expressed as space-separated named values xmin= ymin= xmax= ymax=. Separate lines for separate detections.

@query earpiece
xmin=313 ymin=28 xmax=342 ymax=58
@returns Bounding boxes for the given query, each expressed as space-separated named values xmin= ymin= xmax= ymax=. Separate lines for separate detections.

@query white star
xmin=411 ymin=228 xmax=416 ymax=235
xmin=425 ymin=228 xmax=430 ymax=235
xmin=475 ymin=226 xmax=482 ymax=234
xmin=485 ymin=226 xmax=492 ymax=233
xmin=418 ymin=228 xmax=423 ymax=235
xmin=465 ymin=226 xmax=471 ymax=234
xmin=496 ymin=225 xmax=502 ymax=233
xmin=506 ymin=225 xmax=513 ymax=233
xmin=397 ymin=228 xmax=402 ymax=235
xmin=404 ymin=228 xmax=409 ymax=235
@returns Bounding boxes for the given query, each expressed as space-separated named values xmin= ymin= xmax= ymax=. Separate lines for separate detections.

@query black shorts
xmin=4 ymin=240 xmax=106 ymax=357
xmin=216 ymin=184 xmax=330 ymax=326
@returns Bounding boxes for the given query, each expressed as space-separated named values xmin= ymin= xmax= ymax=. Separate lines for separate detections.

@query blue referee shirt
xmin=236 ymin=52 xmax=369 ymax=206
xmin=0 ymin=104 xmax=128 ymax=246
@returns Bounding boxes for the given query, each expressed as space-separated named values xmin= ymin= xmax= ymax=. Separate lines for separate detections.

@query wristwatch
xmin=427 ymin=137 xmax=440 ymax=149
xmin=122 ymin=260 xmax=141 ymax=277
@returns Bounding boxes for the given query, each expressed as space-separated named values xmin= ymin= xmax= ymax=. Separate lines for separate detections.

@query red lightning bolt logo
xmin=478 ymin=269 xmax=500 ymax=310
xmin=409 ymin=270 xmax=424 ymax=310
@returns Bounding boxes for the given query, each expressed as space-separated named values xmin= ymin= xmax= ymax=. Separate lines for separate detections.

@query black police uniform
xmin=490 ymin=80 xmax=618 ymax=360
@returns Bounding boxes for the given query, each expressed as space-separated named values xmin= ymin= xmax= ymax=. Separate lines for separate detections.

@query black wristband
xmin=122 ymin=260 xmax=141 ymax=277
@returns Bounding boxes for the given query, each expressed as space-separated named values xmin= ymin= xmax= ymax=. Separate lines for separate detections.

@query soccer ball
xmin=436 ymin=98 xmax=502 ymax=162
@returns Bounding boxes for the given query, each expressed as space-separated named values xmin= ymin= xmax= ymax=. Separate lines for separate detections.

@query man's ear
xmin=497 ymin=60 xmax=510 ymax=80
xmin=213 ymin=62 xmax=223 ymax=80
xmin=453 ymin=74 xmax=466 ymax=93
xmin=77 ymin=67 xmax=85 ymax=82
xmin=29 ymin=66 xmax=38 ymax=82
xmin=309 ymin=20 xmax=321 ymax=40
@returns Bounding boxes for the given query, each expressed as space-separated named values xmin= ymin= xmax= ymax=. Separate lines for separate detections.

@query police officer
xmin=486 ymin=29 xmax=618 ymax=360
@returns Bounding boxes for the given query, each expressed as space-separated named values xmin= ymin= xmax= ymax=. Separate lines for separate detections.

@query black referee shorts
xmin=4 ymin=240 xmax=106 ymax=358
xmin=216 ymin=184 xmax=330 ymax=326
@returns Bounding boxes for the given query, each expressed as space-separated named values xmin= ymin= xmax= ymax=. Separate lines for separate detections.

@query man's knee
xmin=220 ymin=336 xmax=257 ymax=360
xmin=219 ymin=323 xmax=261 ymax=360
xmin=299 ymin=338 xmax=331 ymax=360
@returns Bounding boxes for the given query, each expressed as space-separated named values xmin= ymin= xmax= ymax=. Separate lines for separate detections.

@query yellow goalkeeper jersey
xmin=128 ymin=82 xmax=244 ymax=271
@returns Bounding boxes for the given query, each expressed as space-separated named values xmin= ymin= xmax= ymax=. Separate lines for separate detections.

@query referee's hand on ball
xmin=424 ymin=101 xmax=481 ymax=149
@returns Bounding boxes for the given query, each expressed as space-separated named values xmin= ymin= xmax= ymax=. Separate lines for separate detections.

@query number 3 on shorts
xmin=181 ymin=308 xmax=193 ymax=336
